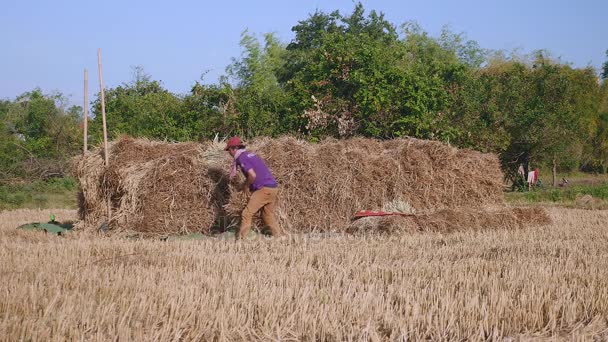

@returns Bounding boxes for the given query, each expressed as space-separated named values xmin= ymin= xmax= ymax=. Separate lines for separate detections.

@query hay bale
xmin=75 ymin=137 xmax=231 ymax=235
xmin=73 ymin=145 xmax=109 ymax=229
xmin=346 ymin=215 xmax=419 ymax=235
xmin=510 ymin=206 xmax=552 ymax=226
xmin=225 ymin=137 xmax=504 ymax=233
xmin=574 ymin=194 xmax=607 ymax=209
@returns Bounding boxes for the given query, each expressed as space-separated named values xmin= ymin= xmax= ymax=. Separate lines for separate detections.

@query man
xmin=225 ymin=137 xmax=283 ymax=239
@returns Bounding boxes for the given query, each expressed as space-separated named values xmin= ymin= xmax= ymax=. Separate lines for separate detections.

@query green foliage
xmin=90 ymin=68 xmax=189 ymax=142
xmin=0 ymin=89 xmax=82 ymax=180
xmin=182 ymin=82 xmax=236 ymax=139
xmin=447 ymin=52 xmax=601 ymax=182
xmin=278 ymin=5 xmax=468 ymax=140
xmin=225 ymin=31 xmax=288 ymax=137
xmin=0 ymin=177 xmax=78 ymax=210
xmin=584 ymin=83 xmax=608 ymax=173
xmin=505 ymin=182 xmax=608 ymax=204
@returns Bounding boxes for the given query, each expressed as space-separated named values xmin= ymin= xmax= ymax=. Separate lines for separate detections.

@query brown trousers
xmin=238 ymin=187 xmax=282 ymax=239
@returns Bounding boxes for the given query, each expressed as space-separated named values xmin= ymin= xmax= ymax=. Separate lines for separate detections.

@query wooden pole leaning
xmin=97 ymin=49 xmax=112 ymax=222
xmin=83 ymin=69 xmax=88 ymax=154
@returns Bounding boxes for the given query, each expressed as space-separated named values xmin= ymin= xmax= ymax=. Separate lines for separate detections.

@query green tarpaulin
xmin=17 ymin=222 xmax=72 ymax=235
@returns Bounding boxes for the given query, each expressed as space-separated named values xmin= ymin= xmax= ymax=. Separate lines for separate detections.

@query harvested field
xmin=76 ymin=136 xmax=514 ymax=235
xmin=0 ymin=207 xmax=607 ymax=340
xmin=0 ymin=208 xmax=77 ymax=230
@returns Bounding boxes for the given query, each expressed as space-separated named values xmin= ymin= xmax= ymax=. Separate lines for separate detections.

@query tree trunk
xmin=552 ymin=156 xmax=557 ymax=187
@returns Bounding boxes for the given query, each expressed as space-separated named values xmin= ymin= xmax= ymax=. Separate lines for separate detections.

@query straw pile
xmin=75 ymin=137 xmax=230 ymax=234
xmin=346 ymin=207 xmax=551 ymax=235
xmin=225 ymin=137 xmax=506 ymax=232
xmin=75 ymin=136 xmax=548 ymax=235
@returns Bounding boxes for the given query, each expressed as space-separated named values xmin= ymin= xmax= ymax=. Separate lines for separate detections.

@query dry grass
xmin=0 ymin=208 xmax=77 ymax=229
xmin=346 ymin=206 xmax=551 ymax=235
xmin=1 ymin=207 xmax=607 ymax=340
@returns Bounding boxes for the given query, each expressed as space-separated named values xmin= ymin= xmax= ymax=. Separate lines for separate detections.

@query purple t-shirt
xmin=237 ymin=151 xmax=278 ymax=192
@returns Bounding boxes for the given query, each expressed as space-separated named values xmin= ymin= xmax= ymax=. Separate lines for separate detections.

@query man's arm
xmin=242 ymin=169 xmax=256 ymax=191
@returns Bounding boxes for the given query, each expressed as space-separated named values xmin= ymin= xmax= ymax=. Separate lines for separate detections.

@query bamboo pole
xmin=83 ymin=69 xmax=88 ymax=154
xmin=97 ymin=49 xmax=109 ymax=165
xmin=97 ymin=49 xmax=111 ymax=221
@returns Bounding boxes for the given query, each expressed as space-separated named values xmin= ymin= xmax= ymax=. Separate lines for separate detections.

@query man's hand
xmin=238 ymin=181 xmax=249 ymax=193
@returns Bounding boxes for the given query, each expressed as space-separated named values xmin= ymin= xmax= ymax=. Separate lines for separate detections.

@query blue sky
xmin=0 ymin=0 xmax=606 ymax=106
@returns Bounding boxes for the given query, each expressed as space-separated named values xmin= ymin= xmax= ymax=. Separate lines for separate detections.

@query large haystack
xmin=75 ymin=136 xmax=546 ymax=236
xmin=225 ymin=137 xmax=505 ymax=232
xmin=75 ymin=137 xmax=230 ymax=234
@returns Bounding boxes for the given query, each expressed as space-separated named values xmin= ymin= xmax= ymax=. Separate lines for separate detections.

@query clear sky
xmin=1 ymin=0 xmax=606 ymax=106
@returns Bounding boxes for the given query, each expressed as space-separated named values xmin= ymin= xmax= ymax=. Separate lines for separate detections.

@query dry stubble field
xmin=1 ymin=207 xmax=608 ymax=341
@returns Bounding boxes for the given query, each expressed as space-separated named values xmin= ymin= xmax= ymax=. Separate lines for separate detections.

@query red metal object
xmin=353 ymin=210 xmax=413 ymax=220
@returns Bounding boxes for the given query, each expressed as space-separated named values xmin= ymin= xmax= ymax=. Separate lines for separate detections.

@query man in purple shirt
xmin=225 ymin=137 xmax=283 ymax=239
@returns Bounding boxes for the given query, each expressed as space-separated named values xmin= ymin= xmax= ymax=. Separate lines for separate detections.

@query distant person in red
xmin=225 ymin=137 xmax=283 ymax=239
xmin=527 ymin=167 xmax=540 ymax=191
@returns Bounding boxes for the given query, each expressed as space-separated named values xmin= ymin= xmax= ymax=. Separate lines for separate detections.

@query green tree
xmin=279 ymin=5 xmax=469 ymax=140
xmin=182 ymin=80 xmax=236 ymax=139
xmin=456 ymin=53 xmax=600 ymax=185
xmin=90 ymin=67 xmax=188 ymax=142
xmin=438 ymin=26 xmax=486 ymax=68
xmin=528 ymin=56 xmax=599 ymax=185
xmin=0 ymin=89 xmax=81 ymax=180
xmin=225 ymin=31 xmax=288 ymax=137
xmin=585 ymin=81 xmax=608 ymax=173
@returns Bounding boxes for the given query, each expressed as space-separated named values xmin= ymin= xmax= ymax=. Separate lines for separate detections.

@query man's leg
xmin=238 ymin=190 xmax=266 ymax=239
xmin=261 ymin=188 xmax=283 ymax=237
